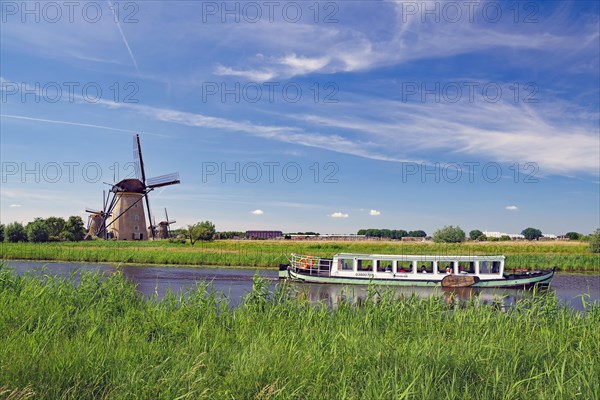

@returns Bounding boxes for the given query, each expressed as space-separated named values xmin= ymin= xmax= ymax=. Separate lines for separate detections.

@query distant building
xmin=245 ymin=230 xmax=283 ymax=240
xmin=483 ymin=231 xmax=524 ymax=240
xmin=288 ymin=234 xmax=366 ymax=241
xmin=401 ymin=236 xmax=426 ymax=242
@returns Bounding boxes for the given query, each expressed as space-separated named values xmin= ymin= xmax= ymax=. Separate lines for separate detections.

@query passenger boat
xmin=279 ymin=253 xmax=555 ymax=288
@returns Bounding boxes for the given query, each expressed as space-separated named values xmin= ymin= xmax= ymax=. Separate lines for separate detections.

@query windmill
xmin=157 ymin=208 xmax=176 ymax=239
xmin=85 ymin=134 xmax=180 ymax=240
xmin=84 ymin=190 xmax=111 ymax=239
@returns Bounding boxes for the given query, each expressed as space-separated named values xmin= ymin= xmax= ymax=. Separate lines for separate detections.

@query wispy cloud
xmin=214 ymin=65 xmax=275 ymax=81
xmin=505 ymin=205 xmax=519 ymax=211
xmin=9 ymin=204 xmax=22 ymax=208
xmin=89 ymin=101 xmax=412 ymax=163
xmin=289 ymin=95 xmax=600 ymax=176
xmin=107 ymin=0 xmax=140 ymax=75
xmin=0 ymin=114 xmax=165 ymax=137
xmin=215 ymin=2 xmax=598 ymax=80
xmin=369 ymin=209 xmax=381 ymax=216
xmin=251 ymin=209 xmax=264 ymax=215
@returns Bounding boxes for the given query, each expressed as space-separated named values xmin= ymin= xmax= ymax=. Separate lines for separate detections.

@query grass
xmin=0 ymin=265 xmax=598 ymax=399
xmin=1 ymin=240 xmax=599 ymax=272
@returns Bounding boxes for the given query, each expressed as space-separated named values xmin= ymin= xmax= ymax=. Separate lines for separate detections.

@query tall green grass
xmin=0 ymin=265 xmax=598 ymax=399
xmin=1 ymin=240 xmax=598 ymax=271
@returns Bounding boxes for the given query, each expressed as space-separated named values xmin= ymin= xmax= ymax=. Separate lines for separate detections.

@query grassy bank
xmin=0 ymin=266 xmax=598 ymax=399
xmin=1 ymin=240 xmax=598 ymax=272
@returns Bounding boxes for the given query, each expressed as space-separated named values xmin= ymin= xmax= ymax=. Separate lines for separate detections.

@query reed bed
xmin=1 ymin=240 xmax=598 ymax=272
xmin=0 ymin=265 xmax=598 ymax=399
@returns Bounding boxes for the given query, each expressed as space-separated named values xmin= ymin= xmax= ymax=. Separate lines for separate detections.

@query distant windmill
xmin=85 ymin=134 xmax=180 ymax=240
xmin=84 ymin=191 xmax=111 ymax=239
xmin=157 ymin=208 xmax=176 ymax=239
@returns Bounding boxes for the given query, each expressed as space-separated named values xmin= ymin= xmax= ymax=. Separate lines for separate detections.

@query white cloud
xmin=505 ymin=205 xmax=519 ymax=211
xmin=330 ymin=212 xmax=349 ymax=218
xmin=9 ymin=204 xmax=22 ymax=208
xmin=251 ymin=209 xmax=264 ymax=215
xmin=369 ymin=209 xmax=381 ymax=216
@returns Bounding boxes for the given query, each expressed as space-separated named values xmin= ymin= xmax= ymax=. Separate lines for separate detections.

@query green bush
xmin=5 ymin=222 xmax=27 ymax=243
xmin=433 ymin=225 xmax=466 ymax=243
xmin=26 ymin=218 xmax=50 ymax=243
xmin=590 ymin=229 xmax=600 ymax=253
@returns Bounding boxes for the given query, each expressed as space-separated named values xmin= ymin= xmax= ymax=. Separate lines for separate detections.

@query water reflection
xmin=2 ymin=261 xmax=598 ymax=311
xmin=290 ymin=283 xmax=540 ymax=311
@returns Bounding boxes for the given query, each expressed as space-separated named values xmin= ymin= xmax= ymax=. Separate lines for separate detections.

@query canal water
xmin=3 ymin=261 xmax=599 ymax=311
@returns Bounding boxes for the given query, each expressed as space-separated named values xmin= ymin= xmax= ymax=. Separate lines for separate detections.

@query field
xmin=0 ymin=265 xmax=598 ymax=399
xmin=1 ymin=240 xmax=598 ymax=272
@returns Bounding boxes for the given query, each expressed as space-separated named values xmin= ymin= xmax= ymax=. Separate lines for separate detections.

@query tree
xmin=198 ymin=221 xmax=216 ymax=241
xmin=469 ymin=229 xmax=483 ymax=241
xmin=499 ymin=235 xmax=511 ymax=241
xmin=590 ymin=229 xmax=600 ymax=253
xmin=521 ymin=227 xmax=543 ymax=241
xmin=391 ymin=229 xmax=407 ymax=239
xmin=26 ymin=218 xmax=50 ymax=243
xmin=0 ymin=224 xmax=4 ymax=242
xmin=62 ymin=216 xmax=86 ymax=241
xmin=432 ymin=225 xmax=465 ymax=243
xmin=44 ymin=217 xmax=66 ymax=241
xmin=407 ymin=230 xmax=427 ymax=238
xmin=565 ymin=232 xmax=581 ymax=240
xmin=185 ymin=221 xmax=216 ymax=245
xmin=5 ymin=222 xmax=27 ymax=242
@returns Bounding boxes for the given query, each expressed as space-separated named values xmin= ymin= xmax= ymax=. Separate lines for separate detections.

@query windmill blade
xmin=144 ymin=192 xmax=155 ymax=239
xmin=133 ymin=134 xmax=146 ymax=184
xmin=103 ymin=190 xmax=108 ymax=211
xmin=164 ymin=208 xmax=169 ymax=223
xmin=168 ymin=220 xmax=176 ymax=225
xmin=147 ymin=172 xmax=180 ymax=189
xmin=85 ymin=208 xmax=103 ymax=214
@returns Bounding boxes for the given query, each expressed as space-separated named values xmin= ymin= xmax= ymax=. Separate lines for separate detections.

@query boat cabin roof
xmin=334 ymin=253 xmax=505 ymax=262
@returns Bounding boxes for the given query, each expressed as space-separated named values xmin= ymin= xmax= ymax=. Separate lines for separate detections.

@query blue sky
xmin=1 ymin=0 xmax=599 ymax=235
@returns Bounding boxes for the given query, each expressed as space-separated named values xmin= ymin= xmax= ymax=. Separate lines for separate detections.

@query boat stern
xmin=278 ymin=264 xmax=289 ymax=279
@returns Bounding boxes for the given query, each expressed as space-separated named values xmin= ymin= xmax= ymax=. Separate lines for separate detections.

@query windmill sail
xmin=85 ymin=208 xmax=104 ymax=214
xmin=133 ymin=134 xmax=145 ymax=183
xmin=147 ymin=173 xmax=180 ymax=189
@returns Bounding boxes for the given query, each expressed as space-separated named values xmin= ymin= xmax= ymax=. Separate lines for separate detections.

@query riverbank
xmin=1 ymin=240 xmax=598 ymax=272
xmin=0 ymin=267 xmax=597 ymax=399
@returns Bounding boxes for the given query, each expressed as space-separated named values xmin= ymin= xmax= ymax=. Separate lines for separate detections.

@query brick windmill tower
xmin=157 ymin=208 xmax=176 ymax=239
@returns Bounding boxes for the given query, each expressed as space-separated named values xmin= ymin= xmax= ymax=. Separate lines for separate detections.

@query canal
xmin=3 ymin=260 xmax=599 ymax=310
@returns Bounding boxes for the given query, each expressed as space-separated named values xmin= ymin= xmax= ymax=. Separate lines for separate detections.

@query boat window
xmin=418 ymin=262 xmax=433 ymax=274
xmin=338 ymin=258 xmax=353 ymax=271
xmin=397 ymin=262 xmax=412 ymax=273
xmin=492 ymin=261 xmax=501 ymax=273
xmin=458 ymin=262 xmax=474 ymax=274
xmin=377 ymin=260 xmax=393 ymax=272
xmin=357 ymin=259 xmax=373 ymax=271
xmin=438 ymin=262 xmax=453 ymax=274
xmin=480 ymin=261 xmax=500 ymax=274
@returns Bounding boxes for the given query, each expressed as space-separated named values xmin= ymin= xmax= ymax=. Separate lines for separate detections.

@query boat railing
xmin=289 ymin=253 xmax=332 ymax=276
